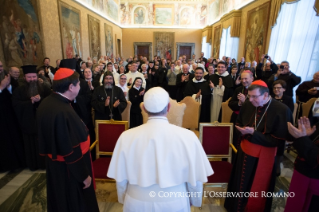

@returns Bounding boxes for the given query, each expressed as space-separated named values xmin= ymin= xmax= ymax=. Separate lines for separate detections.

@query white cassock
xmin=107 ymin=117 xmax=214 ymax=212
xmin=125 ymin=71 xmax=146 ymax=88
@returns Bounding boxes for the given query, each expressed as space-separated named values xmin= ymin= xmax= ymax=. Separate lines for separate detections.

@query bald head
xmin=182 ymin=64 xmax=189 ymax=74
xmin=10 ymin=67 xmax=20 ymax=80
xmin=313 ymin=71 xmax=319 ymax=83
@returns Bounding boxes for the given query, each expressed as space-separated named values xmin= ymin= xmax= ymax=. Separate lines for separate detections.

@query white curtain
xmin=201 ymin=36 xmax=212 ymax=59
xmin=268 ymin=0 xmax=319 ymax=82
xmin=219 ymin=27 xmax=239 ymax=60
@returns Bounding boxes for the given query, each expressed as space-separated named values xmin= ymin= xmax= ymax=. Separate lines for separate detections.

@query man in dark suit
xmin=199 ymin=52 xmax=207 ymax=65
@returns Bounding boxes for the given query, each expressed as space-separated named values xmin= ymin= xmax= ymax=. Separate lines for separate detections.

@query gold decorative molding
xmin=220 ymin=10 xmax=242 ymax=37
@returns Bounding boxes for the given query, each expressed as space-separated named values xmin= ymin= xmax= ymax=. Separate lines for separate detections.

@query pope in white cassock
xmin=107 ymin=87 xmax=214 ymax=211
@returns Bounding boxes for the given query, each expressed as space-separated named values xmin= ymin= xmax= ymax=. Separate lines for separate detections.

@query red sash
xmin=47 ymin=136 xmax=96 ymax=190
xmin=240 ymin=139 xmax=277 ymax=212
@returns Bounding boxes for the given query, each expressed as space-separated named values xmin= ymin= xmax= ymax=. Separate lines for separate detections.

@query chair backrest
xmin=95 ymin=120 xmax=128 ymax=158
xmin=180 ymin=96 xmax=200 ymax=129
xmin=221 ymin=98 xmax=232 ymax=123
xmin=199 ymin=122 xmax=233 ymax=160
xmin=121 ymin=101 xmax=132 ymax=128
xmin=292 ymin=103 xmax=298 ymax=125
xmin=302 ymin=98 xmax=317 ymax=117
xmin=140 ymin=98 xmax=186 ymax=127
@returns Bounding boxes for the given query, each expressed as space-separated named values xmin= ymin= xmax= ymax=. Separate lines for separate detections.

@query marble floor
xmin=0 ymin=151 xmax=296 ymax=212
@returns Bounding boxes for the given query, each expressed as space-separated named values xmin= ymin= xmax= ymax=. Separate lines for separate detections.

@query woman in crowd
xmin=129 ymin=77 xmax=145 ymax=128
xmin=117 ymin=74 xmax=129 ymax=100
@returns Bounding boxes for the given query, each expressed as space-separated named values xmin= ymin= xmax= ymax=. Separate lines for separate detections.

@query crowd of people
xmin=0 ymin=50 xmax=319 ymax=212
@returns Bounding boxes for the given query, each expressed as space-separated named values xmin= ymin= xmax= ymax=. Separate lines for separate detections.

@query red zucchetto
xmin=251 ymin=80 xmax=268 ymax=88
xmin=53 ymin=68 xmax=74 ymax=80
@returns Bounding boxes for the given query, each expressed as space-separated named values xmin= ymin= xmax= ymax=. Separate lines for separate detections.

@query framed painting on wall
xmin=154 ymin=4 xmax=174 ymax=26
xmin=244 ymin=2 xmax=270 ymax=63
xmin=58 ymin=1 xmax=83 ymax=59
xmin=0 ymin=0 xmax=45 ymax=67
xmin=213 ymin=25 xmax=221 ymax=59
xmin=88 ymin=15 xmax=100 ymax=60
xmin=104 ymin=23 xmax=113 ymax=58
xmin=153 ymin=32 xmax=174 ymax=60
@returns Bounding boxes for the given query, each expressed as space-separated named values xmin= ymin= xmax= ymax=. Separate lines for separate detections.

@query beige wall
xmin=38 ymin=0 xmax=122 ymax=65
xmin=122 ymin=28 xmax=203 ymax=60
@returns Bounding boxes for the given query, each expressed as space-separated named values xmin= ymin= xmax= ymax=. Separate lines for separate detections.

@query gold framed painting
xmin=154 ymin=4 xmax=174 ymax=26
xmin=58 ymin=1 xmax=83 ymax=59
xmin=88 ymin=15 xmax=100 ymax=60
xmin=213 ymin=25 xmax=221 ymax=59
xmin=153 ymin=32 xmax=174 ymax=60
xmin=244 ymin=2 xmax=270 ymax=63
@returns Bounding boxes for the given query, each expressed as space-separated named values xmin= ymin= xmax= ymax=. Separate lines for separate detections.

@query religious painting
xmin=107 ymin=0 xmax=119 ymax=22
xmin=88 ymin=15 xmax=100 ymax=60
xmin=153 ymin=32 xmax=174 ymax=60
xmin=244 ymin=2 xmax=270 ymax=63
xmin=154 ymin=4 xmax=174 ymax=26
xmin=179 ymin=7 xmax=193 ymax=26
xmin=213 ymin=25 xmax=221 ymax=59
xmin=134 ymin=7 xmax=146 ymax=24
xmin=58 ymin=1 xmax=83 ymax=59
xmin=104 ymin=23 xmax=113 ymax=57
xmin=0 ymin=0 xmax=45 ymax=67
xmin=119 ymin=3 xmax=131 ymax=25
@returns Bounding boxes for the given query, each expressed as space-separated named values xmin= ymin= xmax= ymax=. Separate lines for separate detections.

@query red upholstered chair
xmin=199 ymin=122 xmax=237 ymax=208
xmin=90 ymin=119 xmax=128 ymax=182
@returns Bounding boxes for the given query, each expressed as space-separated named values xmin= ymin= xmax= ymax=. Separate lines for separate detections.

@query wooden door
xmin=179 ymin=46 xmax=192 ymax=60
xmin=137 ymin=46 xmax=149 ymax=60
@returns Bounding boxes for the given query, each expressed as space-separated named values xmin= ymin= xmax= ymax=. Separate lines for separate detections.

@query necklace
xmin=104 ymin=87 xmax=114 ymax=119
xmin=254 ymin=97 xmax=272 ymax=130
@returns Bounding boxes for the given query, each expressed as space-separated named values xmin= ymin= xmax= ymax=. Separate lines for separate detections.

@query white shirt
xmin=107 ymin=117 xmax=213 ymax=209
xmin=125 ymin=71 xmax=146 ymax=88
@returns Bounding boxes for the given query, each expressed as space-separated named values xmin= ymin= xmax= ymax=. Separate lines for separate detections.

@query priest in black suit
xmin=176 ymin=64 xmax=194 ymax=102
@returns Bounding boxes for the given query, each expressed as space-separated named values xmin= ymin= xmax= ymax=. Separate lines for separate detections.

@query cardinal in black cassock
xmin=0 ymin=69 xmax=25 ymax=172
xmin=184 ymin=67 xmax=213 ymax=123
xmin=224 ymin=80 xmax=292 ymax=212
xmin=12 ymin=65 xmax=51 ymax=170
xmin=37 ymin=68 xmax=99 ymax=212
xmin=91 ymin=71 xmax=127 ymax=121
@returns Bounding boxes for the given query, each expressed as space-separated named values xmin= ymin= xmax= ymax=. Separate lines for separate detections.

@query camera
xmin=264 ymin=54 xmax=269 ymax=59
xmin=280 ymin=65 xmax=284 ymax=69
xmin=184 ymin=73 xmax=188 ymax=76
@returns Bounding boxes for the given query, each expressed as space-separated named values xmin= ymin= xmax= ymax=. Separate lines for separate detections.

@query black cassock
xmin=129 ymin=87 xmax=144 ymax=128
xmin=12 ymin=83 xmax=51 ymax=170
xmin=0 ymin=87 xmax=25 ymax=172
xmin=176 ymin=73 xmax=194 ymax=102
xmin=91 ymin=85 xmax=127 ymax=121
xmin=37 ymin=93 xmax=99 ymax=212
xmin=225 ymin=99 xmax=292 ymax=212
xmin=210 ymin=74 xmax=234 ymax=102
xmin=184 ymin=80 xmax=212 ymax=123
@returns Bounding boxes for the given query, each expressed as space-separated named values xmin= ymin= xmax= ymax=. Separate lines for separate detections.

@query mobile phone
xmin=315 ymin=87 xmax=319 ymax=90
xmin=264 ymin=54 xmax=269 ymax=59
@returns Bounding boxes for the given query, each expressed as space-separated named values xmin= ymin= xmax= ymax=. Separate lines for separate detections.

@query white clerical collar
xmin=148 ymin=116 xmax=168 ymax=121
xmin=85 ymin=78 xmax=92 ymax=82
xmin=133 ymin=85 xmax=141 ymax=90
xmin=216 ymin=71 xmax=229 ymax=77
xmin=56 ymin=92 xmax=72 ymax=101
xmin=192 ymin=78 xmax=206 ymax=83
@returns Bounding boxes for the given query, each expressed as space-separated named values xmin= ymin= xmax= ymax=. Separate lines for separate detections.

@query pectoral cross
xmin=109 ymin=112 xmax=113 ymax=120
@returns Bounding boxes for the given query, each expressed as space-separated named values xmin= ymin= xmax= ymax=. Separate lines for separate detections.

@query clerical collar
xmin=133 ymin=85 xmax=141 ymax=90
xmin=56 ymin=92 xmax=72 ymax=102
xmin=148 ymin=116 xmax=168 ymax=121
xmin=85 ymin=78 xmax=92 ymax=82
xmin=216 ymin=71 xmax=229 ymax=77
xmin=258 ymin=96 xmax=272 ymax=108
xmin=192 ymin=78 xmax=206 ymax=83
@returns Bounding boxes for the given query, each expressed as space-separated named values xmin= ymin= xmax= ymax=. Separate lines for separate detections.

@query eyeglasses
xmin=273 ymin=87 xmax=283 ymax=90
xmin=247 ymin=94 xmax=263 ymax=99
xmin=120 ymin=78 xmax=127 ymax=80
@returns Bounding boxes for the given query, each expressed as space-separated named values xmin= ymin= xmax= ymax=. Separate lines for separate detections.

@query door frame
xmin=176 ymin=43 xmax=195 ymax=60
xmin=134 ymin=42 xmax=152 ymax=60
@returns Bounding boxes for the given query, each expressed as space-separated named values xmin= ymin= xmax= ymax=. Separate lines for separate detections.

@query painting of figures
xmin=179 ymin=7 xmax=193 ymax=25
xmin=153 ymin=32 xmax=174 ymax=60
xmin=107 ymin=0 xmax=119 ymax=22
xmin=244 ymin=2 xmax=270 ymax=62
xmin=154 ymin=5 xmax=174 ymax=26
xmin=213 ymin=25 xmax=221 ymax=59
xmin=88 ymin=15 xmax=100 ymax=60
xmin=0 ymin=0 xmax=44 ymax=67
xmin=104 ymin=23 xmax=113 ymax=57
xmin=58 ymin=1 xmax=83 ymax=59
xmin=134 ymin=7 xmax=146 ymax=24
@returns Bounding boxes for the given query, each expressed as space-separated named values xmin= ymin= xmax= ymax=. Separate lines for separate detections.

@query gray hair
xmin=145 ymin=105 xmax=168 ymax=117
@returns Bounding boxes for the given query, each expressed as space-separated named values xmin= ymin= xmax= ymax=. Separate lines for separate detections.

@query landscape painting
xmin=0 ymin=0 xmax=44 ymax=67
xmin=154 ymin=4 xmax=174 ymax=26
xmin=58 ymin=1 xmax=83 ymax=59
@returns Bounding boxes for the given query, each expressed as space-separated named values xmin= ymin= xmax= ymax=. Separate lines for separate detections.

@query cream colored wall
xmin=38 ymin=0 xmax=122 ymax=65
xmin=122 ymin=28 xmax=203 ymax=60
